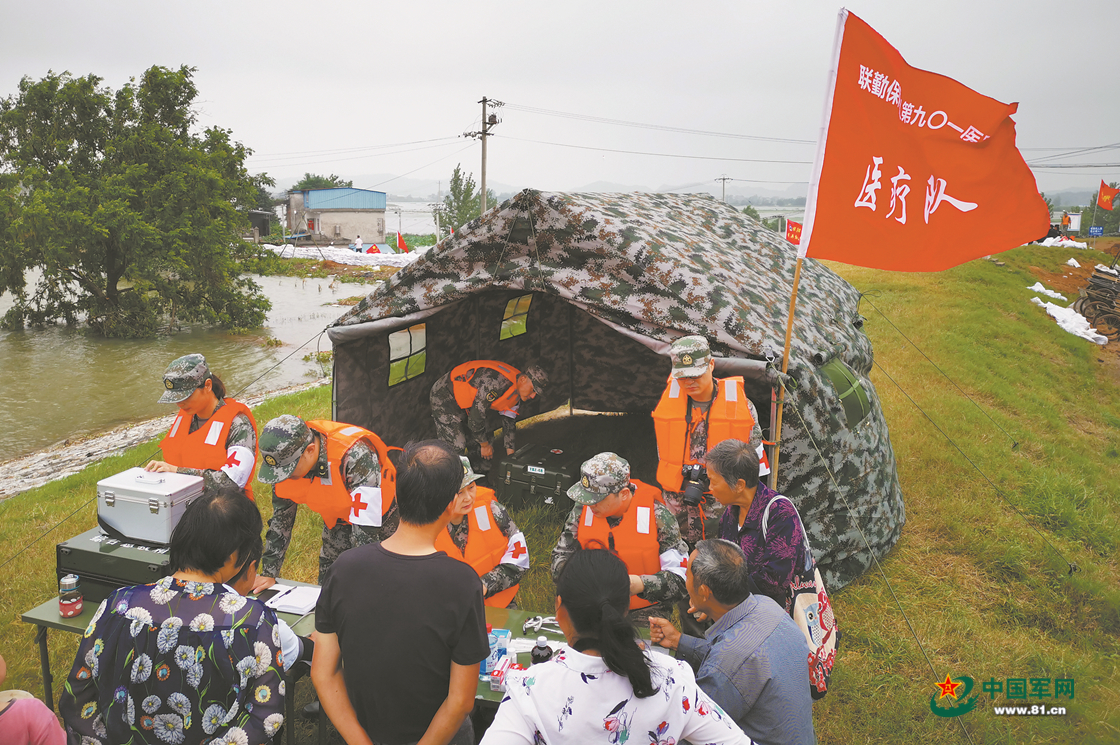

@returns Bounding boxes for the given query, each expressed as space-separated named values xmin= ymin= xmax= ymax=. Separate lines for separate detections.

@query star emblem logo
xmin=680 ymin=354 xmax=693 ymax=366
xmin=487 ymin=391 xmax=497 ymax=401
xmin=264 ymin=455 xmax=277 ymax=466
xmin=164 ymin=379 xmax=174 ymax=390
xmin=581 ymin=475 xmax=590 ymax=488
xmin=936 ymin=673 xmax=962 ymax=700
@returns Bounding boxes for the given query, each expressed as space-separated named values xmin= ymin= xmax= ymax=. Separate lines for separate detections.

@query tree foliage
xmin=292 ymin=173 xmax=353 ymax=190
xmin=440 ymin=164 xmax=497 ymax=234
xmin=0 ymin=66 xmax=270 ymax=337
xmin=742 ymin=204 xmax=761 ymax=221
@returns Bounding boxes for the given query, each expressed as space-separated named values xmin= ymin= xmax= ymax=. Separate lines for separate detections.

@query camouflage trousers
xmin=319 ymin=519 xmax=380 ymax=584
xmin=663 ymin=490 xmax=724 ymax=551
xmin=430 ymin=373 xmax=469 ymax=452
xmin=628 ymin=600 xmax=677 ymax=627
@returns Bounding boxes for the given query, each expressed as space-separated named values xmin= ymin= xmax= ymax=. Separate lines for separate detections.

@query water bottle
xmin=59 ymin=574 xmax=83 ymax=618
xmin=530 ymin=636 xmax=553 ymax=665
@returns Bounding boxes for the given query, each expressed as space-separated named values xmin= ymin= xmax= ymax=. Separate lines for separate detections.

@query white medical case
xmin=96 ymin=467 xmax=205 ymax=545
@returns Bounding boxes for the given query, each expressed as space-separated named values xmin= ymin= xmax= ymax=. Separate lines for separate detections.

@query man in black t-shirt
xmin=313 ymin=440 xmax=489 ymax=745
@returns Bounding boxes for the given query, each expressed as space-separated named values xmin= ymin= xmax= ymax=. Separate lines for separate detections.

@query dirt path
xmin=0 ymin=380 xmax=328 ymax=502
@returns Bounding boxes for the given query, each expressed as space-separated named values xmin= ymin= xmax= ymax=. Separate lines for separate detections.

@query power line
xmin=723 ymin=177 xmax=810 ymax=184
xmin=501 ymin=102 xmax=816 ymax=145
xmin=491 ymin=133 xmax=813 ymax=165
xmin=287 ymin=143 xmax=477 ymax=208
xmin=248 ymin=141 xmax=466 ymax=171
xmin=1030 ymin=163 xmax=1120 ymax=169
xmin=1026 ymin=142 xmax=1120 ymax=165
xmin=245 ymin=137 xmax=461 ymax=163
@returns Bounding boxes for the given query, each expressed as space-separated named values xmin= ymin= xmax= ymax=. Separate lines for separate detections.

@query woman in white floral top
xmin=60 ymin=492 xmax=285 ymax=745
xmin=481 ymin=549 xmax=751 ymax=745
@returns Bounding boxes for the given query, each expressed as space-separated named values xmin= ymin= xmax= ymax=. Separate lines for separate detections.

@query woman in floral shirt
xmin=481 ymin=550 xmax=750 ymax=745
xmin=60 ymin=492 xmax=284 ymax=745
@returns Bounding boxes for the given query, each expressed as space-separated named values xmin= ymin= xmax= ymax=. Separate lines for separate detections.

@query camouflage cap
xmin=459 ymin=455 xmax=485 ymax=490
xmin=567 ymin=452 xmax=631 ymax=505
xmin=158 ymin=354 xmax=210 ymax=404
xmin=257 ymin=415 xmax=315 ymax=483
xmin=669 ymin=335 xmax=711 ymax=379
xmin=521 ymin=365 xmax=548 ymax=399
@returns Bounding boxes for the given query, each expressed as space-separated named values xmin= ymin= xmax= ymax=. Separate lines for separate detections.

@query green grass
xmin=2 ymin=244 xmax=1119 ymax=742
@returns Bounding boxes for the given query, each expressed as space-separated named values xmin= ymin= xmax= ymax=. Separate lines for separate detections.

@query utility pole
xmin=465 ymin=98 xmax=503 ymax=214
xmin=716 ymin=176 xmax=732 ymax=203
xmin=481 ymin=97 xmax=489 ymax=213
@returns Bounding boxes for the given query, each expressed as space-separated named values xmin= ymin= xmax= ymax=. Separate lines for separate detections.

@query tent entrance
xmin=332 ymin=289 xmax=773 ymax=454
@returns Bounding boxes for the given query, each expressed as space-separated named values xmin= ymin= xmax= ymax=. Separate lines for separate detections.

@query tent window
xmin=500 ymin=294 xmax=533 ymax=340
xmin=388 ymin=324 xmax=426 ymax=386
xmin=820 ymin=358 xmax=871 ymax=428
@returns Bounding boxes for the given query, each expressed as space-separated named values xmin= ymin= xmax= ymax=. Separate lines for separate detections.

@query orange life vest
xmin=577 ymin=480 xmax=663 ymax=610
xmin=450 ymin=360 xmax=522 ymax=416
xmin=274 ymin=420 xmax=397 ymax=528
xmin=652 ymin=376 xmax=767 ymax=492
xmin=434 ymin=486 xmax=521 ymax=608
xmin=159 ymin=398 xmax=258 ymax=501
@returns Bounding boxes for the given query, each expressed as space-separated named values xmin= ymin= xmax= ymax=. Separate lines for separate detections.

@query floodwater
xmin=0 ymin=275 xmax=381 ymax=462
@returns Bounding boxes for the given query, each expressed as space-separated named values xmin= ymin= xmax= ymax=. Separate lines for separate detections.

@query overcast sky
xmin=3 ymin=1 xmax=1116 ymax=198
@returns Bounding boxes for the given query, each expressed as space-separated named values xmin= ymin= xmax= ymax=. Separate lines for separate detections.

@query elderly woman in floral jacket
xmin=60 ymin=492 xmax=284 ymax=745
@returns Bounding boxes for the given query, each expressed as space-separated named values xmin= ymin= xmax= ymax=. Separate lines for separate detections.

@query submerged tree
xmin=0 ymin=66 xmax=271 ymax=337
xmin=292 ymin=173 xmax=353 ymax=190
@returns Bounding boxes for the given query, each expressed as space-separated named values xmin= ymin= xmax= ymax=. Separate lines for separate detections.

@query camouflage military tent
xmin=327 ymin=189 xmax=905 ymax=589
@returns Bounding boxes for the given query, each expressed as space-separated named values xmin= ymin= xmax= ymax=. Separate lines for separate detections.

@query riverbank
xmin=0 ymin=380 xmax=329 ymax=501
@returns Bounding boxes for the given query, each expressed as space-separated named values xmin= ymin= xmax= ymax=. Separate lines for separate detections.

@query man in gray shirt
xmin=649 ymin=539 xmax=816 ymax=745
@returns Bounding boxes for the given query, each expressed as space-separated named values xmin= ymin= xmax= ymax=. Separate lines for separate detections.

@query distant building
xmin=286 ymin=187 xmax=387 ymax=243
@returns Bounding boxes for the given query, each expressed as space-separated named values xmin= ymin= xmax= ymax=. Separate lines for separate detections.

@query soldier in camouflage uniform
xmin=551 ymin=453 xmax=689 ymax=623
xmin=146 ymin=354 xmax=258 ymax=501
xmin=654 ymin=336 xmax=769 ymax=550
xmin=253 ymin=415 xmax=399 ymax=590
xmin=429 ymin=362 xmax=548 ymax=468
xmin=330 ymin=190 xmax=908 ymax=591
xmin=438 ymin=456 xmax=529 ymax=608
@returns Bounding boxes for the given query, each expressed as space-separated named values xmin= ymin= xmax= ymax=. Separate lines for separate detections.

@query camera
xmin=680 ymin=464 xmax=709 ymax=506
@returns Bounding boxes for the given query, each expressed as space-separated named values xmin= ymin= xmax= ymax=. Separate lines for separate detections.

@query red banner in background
xmin=786 ymin=220 xmax=803 ymax=245
xmin=1099 ymin=180 xmax=1119 ymax=211
xmin=799 ymin=10 xmax=1049 ymax=271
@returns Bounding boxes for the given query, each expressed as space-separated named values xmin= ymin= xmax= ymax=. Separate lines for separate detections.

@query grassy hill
xmin=1 ymin=244 xmax=1117 ymax=742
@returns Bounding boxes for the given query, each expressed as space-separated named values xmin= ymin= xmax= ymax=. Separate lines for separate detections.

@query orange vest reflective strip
xmin=159 ymin=398 xmax=257 ymax=501
xmin=450 ymin=360 xmax=522 ymax=413
xmin=652 ymin=376 xmax=766 ymax=492
xmin=274 ymin=421 xmax=396 ymax=527
xmin=434 ymin=486 xmax=520 ymax=607
xmin=576 ymin=480 xmax=662 ymax=610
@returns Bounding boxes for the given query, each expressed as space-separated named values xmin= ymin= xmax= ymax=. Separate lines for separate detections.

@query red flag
xmin=397 ymin=231 xmax=409 ymax=253
xmin=785 ymin=220 xmax=803 ymax=245
xmin=365 ymin=244 xmax=380 ymax=254
xmin=1099 ymin=180 xmax=1119 ymax=211
xmin=799 ymin=10 xmax=1049 ymax=271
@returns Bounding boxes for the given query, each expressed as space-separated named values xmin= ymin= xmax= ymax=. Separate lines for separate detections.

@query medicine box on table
xmin=97 ymin=467 xmax=204 ymax=545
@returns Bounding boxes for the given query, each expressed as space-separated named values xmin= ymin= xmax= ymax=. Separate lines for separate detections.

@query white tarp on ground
xmin=1028 ymin=282 xmax=1067 ymax=301
xmin=1096 ymin=263 xmax=1119 ymax=277
xmin=1039 ymin=237 xmax=1089 ymax=248
xmin=1030 ymin=297 xmax=1108 ymax=344
xmin=261 ymin=243 xmax=428 ymax=268
xmin=1067 ymin=258 xmax=1081 ymax=268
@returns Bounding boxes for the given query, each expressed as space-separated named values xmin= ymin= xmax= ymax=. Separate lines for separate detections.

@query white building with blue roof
xmin=286 ymin=187 xmax=388 ymax=244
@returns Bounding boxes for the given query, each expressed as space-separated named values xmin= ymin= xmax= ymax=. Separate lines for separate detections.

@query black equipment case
xmin=494 ymin=443 xmax=588 ymax=511
xmin=57 ymin=527 xmax=171 ymax=606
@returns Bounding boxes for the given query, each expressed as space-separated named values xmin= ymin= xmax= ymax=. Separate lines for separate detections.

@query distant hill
xmin=1044 ymin=187 xmax=1095 ymax=207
